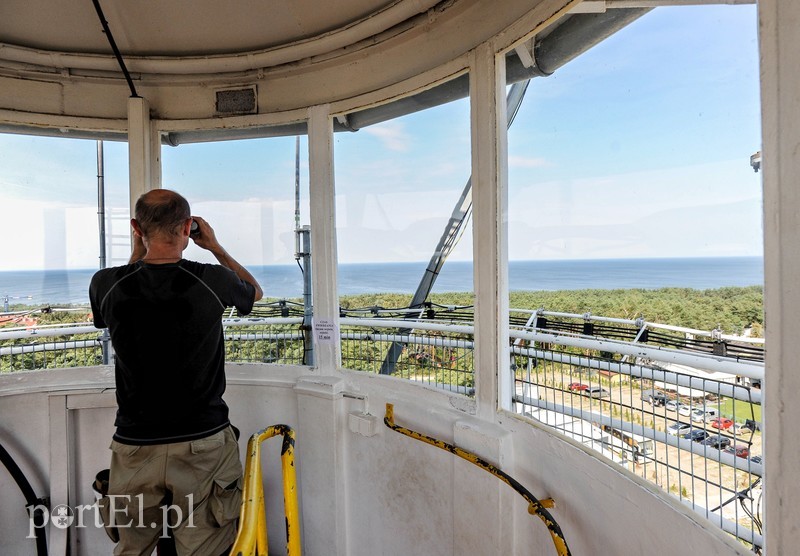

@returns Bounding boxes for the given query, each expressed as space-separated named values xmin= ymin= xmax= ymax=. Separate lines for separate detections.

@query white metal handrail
xmin=510 ymin=308 xmax=765 ymax=345
xmin=0 ymin=324 xmax=98 ymax=341
xmin=1 ymin=316 xmax=765 ymax=382
xmin=340 ymin=317 xmax=764 ymax=381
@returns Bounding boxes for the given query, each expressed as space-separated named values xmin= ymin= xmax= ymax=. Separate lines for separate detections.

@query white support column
xmin=307 ymin=105 xmax=342 ymax=372
xmin=294 ymin=376 xmax=347 ymax=555
xmin=470 ymin=43 xmax=510 ymax=420
xmin=127 ymin=97 xmax=155 ymax=216
xmin=760 ymin=1 xmax=800 ymax=554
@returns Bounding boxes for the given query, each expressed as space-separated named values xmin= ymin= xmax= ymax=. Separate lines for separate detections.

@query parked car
xmin=568 ymin=382 xmax=588 ymax=391
xmin=668 ymin=422 xmax=692 ymax=436
xmin=666 ymin=400 xmax=690 ymax=415
xmin=750 ymin=455 xmax=763 ymax=465
xmin=641 ymin=389 xmax=668 ymax=407
xmin=691 ymin=406 xmax=719 ymax=423
xmin=582 ymin=386 xmax=610 ymax=399
xmin=710 ymin=418 xmax=734 ymax=430
xmin=733 ymin=422 xmax=752 ymax=435
xmin=682 ymin=429 xmax=710 ymax=443
xmin=724 ymin=444 xmax=750 ymax=458
xmin=701 ymin=435 xmax=732 ymax=449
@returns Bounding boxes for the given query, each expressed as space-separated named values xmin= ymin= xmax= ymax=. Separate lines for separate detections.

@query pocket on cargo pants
xmin=210 ymin=475 xmax=243 ymax=527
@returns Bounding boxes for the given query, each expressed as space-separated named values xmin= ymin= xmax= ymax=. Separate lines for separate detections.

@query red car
xmin=711 ymin=418 xmax=734 ymax=430
xmin=724 ymin=445 xmax=750 ymax=459
xmin=568 ymin=382 xmax=588 ymax=391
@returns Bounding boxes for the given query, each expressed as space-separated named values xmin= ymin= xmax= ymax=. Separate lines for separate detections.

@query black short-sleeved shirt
xmin=89 ymin=259 xmax=255 ymax=445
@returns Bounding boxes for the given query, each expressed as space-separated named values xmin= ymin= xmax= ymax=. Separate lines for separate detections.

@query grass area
xmin=719 ymin=397 xmax=762 ymax=422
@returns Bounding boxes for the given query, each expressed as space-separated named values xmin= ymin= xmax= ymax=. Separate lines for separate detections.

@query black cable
xmin=710 ymin=476 xmax=761 ymax=514
xmin=0 ymin=441 xmax=48 ymax=555
xmin=90 ymin=0 xmax=139 ymax=98
xmin=300 ymin=327 xmax=307 ymax=365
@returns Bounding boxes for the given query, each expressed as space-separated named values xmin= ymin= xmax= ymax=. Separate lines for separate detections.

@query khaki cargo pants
xmin=98 ymin=426 xmax=242 ymax=556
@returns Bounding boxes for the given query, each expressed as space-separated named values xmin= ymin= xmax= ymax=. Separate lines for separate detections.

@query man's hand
xmin=188 ymin=216 xmax=221 ymax=252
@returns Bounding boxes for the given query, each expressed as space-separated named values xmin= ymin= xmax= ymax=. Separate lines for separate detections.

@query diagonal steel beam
xmin=379 ymin=80 xmax=530 ymax=374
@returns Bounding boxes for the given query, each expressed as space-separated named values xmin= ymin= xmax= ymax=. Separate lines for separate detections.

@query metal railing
xmin=340 ymin=310 xmax=765 ymax=551
xmin=511 ymin=347 xmax=763 ymax=548
xmin=224 ymin=317 xmax=306 ymax=365
xmin=0 ymin=321 xmax=104 ymax=370
xmin=340 ymin=317 xmax=475 ymax=395
xmin=511 ymin=311 xmax=765 ymax=551
xmin=0 ymin=307 xmax=765 ymax=549
xmin=510 ymin=307 xmax=764 ymax=362
xmin=0 ymin=317 xmax=306 ymax=371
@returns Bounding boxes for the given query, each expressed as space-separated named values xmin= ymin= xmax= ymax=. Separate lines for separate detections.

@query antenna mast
xmin=292 ymin=136 xmax=314 ymax=366
xmin=294 ymin=136 xmax=301 ymax=246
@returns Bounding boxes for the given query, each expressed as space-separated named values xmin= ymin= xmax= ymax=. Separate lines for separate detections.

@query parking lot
xmin=519 ymin=371 xmax=762 ymax=527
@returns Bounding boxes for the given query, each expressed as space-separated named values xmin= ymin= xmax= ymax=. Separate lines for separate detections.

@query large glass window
xmin=162 ymin=136 xmax=310 ymax=299
xmin=334 ymin=85 xmax=475 ymax=392
xmin=506 ymin=5 xmax=762 ymax=548
xmin=0 ymin=134 xmax=129 ymax=370
xmin=162 ymin=135 xmax=311 ymax=365
xmin=0 ymin=135 xmax=128 ymax=306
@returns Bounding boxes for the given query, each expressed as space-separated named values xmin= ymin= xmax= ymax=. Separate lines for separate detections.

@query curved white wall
xmin=0 ymin=365 xmax=747 ymax=555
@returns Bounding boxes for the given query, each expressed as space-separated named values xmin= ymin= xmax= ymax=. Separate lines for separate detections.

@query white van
xmin=690 ymin=407 xmax=719 ymax=423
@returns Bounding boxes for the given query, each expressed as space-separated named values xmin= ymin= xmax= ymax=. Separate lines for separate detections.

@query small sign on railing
xmin=313 ymin=318 xmax=338 ymax=345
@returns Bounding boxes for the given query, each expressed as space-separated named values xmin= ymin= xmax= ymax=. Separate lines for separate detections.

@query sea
xmin=0 ymin=256 xmax=763 ymax=307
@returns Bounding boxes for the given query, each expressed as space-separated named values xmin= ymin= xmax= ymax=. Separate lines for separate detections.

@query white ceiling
xmin=0 ymin=0 xmax=434 ymax=57
xmin=0 ymin=0 xmax=574 ymax=137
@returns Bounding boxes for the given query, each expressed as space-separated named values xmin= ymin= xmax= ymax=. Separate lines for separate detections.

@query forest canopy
xmin=338 ymin=285 xmax=764 ymax=337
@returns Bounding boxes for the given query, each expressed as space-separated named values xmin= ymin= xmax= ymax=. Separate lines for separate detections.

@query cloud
xmin=509 ymin=155 xmax=549 ymax=168
xmin=362 ymin=122 xmax=411 ymax=152
xmin=507 ymin=198 xmax=763 ymax=261
xmin=0 ymin=199 xmax=103 ymax=270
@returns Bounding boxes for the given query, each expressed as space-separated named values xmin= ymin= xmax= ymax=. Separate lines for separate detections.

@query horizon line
xmin=0 ymin=254 xmax=765 ymax=273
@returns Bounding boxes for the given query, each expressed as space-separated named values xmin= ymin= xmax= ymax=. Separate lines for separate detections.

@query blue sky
xmin=0 ymin=4 xmax=761 ymax=270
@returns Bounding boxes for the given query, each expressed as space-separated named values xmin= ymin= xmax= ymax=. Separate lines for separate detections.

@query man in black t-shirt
xmin=90 ymin=189 xmax=262 ymax=555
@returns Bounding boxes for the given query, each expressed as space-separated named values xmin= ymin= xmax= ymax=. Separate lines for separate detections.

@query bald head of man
xmin=133 ymin=189 xmax=192 ymax=241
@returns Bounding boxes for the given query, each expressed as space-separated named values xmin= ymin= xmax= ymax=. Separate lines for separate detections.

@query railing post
xmin=100 ymin=329 xmax=111 ymax=365
xmin=297 ymin=226 xmax=314 ymax=366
